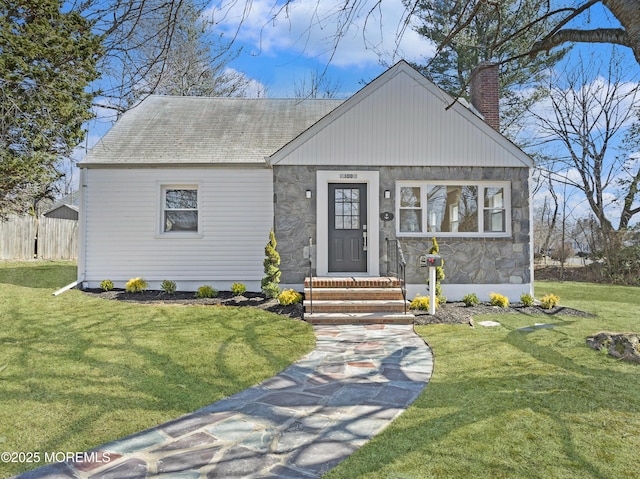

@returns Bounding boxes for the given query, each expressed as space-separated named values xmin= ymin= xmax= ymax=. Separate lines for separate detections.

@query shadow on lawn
xmin=1 ymin=303 xmax=310 ymax=477
xmin=325 ymin=322 xmax=639 ymax=479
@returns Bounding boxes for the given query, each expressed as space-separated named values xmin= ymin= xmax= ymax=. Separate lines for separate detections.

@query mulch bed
xmin=82 ymin=289 xmax=304 ymax=319
xmin=413 ymin=301 xmax=595 ymax=325
xmin=83 ymin=289 xmax=593 ymax=325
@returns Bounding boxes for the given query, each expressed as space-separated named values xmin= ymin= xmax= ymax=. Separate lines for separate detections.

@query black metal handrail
xmin=308 ymin=236 xmax=313 ymax=315
xmin=386 ymin=238 xmax=407 ymax=314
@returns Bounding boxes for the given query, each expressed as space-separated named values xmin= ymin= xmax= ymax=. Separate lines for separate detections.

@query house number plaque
xmin=380 ymin=212 xmax=394 ymax=221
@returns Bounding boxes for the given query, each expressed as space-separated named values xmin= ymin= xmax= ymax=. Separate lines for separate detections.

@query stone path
xmin=15 ymin=324 xmax=433 ymax=479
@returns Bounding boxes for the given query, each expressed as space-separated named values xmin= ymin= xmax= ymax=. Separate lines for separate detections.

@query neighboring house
xmin=79 ymin=61 xmax=533 ymax=301
xmin=44 ymin=192 xmax=80 ymax=220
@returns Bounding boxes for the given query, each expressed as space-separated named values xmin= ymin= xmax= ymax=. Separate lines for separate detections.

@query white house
xmin=78 ymin=60 xmax=534 ymax=301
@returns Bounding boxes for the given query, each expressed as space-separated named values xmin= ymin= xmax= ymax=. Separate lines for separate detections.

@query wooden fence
xmin=0 ymin=216 xmax=78 ymax=260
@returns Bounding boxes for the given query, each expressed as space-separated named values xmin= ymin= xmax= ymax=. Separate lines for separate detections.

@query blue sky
xmin=203 ymin=0 xmax=434 ymax=98
xmin=202 ymin=0 xmax=639 ymax=98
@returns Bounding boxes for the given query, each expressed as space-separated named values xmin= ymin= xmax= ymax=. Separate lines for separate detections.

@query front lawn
xmin=0 ymin=262 xmax=315 ymax=477
xmin=324 ymin=280 xmax=640 ymax=479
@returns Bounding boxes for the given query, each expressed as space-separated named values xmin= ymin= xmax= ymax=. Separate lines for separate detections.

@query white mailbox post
xmin=421 ymin=254 xmax=443 ymax=315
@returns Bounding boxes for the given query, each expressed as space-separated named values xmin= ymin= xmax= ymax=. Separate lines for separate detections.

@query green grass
xmin=0 ymin=261 xmax=314 ymax=477
xmin=324 ymin=280 xmax=640 ymax=479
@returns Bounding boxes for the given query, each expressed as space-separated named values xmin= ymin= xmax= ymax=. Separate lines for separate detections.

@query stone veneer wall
xmin=273 ymin=165 xmax=531 ymax=287
xmin=273 ymin=165 xmax=321 ymax=285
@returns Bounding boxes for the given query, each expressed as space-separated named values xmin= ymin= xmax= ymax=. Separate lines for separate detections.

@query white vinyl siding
xmin=271 ymin=67 xmax=532 ymax=169
xmin=81 ymin=167 xmax=273 ymax=290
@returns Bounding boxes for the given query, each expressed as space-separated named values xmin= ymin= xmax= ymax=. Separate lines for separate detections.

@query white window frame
xmin=396 ymin=180 xmax=511 ymax=238
xmin=157 ymin=183 xmax=202 ymax=237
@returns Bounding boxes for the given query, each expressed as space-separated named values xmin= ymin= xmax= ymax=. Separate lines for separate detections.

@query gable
xmin=268 ymin=61 xmax=533 ymax=169
xmin=82 ymin=96 xmax=343 ymax=167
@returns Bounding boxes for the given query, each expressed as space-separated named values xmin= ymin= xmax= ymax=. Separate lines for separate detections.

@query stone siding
xmin=273 ymin=165 xmax=318 ymax=285
xmin=273 ymin=165 xmax=531 ymax=286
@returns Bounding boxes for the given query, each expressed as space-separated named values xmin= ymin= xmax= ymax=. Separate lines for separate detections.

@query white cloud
xmin=206 ymin=0 xmax=434 ymax=68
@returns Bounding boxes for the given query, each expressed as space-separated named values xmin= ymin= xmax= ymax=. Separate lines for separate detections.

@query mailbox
xmin=420 ymin=254 xmax=443 ymax=267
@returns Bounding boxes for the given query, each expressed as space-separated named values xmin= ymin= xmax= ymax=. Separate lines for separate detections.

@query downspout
xmin=53 ymin=167 xmax=87 ymax=296
xmin=528 ymin=166 xmax=535 ymax=296
xmin=77 ymin=167 xmax=88 ymax=289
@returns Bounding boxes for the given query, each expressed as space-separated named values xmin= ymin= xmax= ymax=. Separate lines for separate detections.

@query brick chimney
xmin=470 ymin=62 xmax=499 ymax=130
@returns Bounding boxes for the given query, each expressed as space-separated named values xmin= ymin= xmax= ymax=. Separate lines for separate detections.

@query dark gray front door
xmin=328 ymin=183 xmax=367 ymax=272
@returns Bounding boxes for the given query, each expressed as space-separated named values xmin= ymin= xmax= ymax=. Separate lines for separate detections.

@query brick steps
xmin=303 ymin=288 xmax=402 ymax=301
xmin=303 ymin=299 xmax=408 ymax=313
xmin=304 ymin=277 xmax=401 ymax=288
xmin=304 ymin=312 xmax=414 ymax=325
xmin=304 ymin=277 xmax=413 ymax=324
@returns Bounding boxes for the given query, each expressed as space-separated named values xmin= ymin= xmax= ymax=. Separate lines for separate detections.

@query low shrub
xmin=540 ymin=293 xmax=560 ymax=309
xmin=410 ymin=295 xmax=438 ymax=310
xmin=278 ymin=289 xmax=302 ymax=305
xmin=100 ymin=279 xmax=114 ymax=292
xmin=489 ymin=292 xmax=509 ymax=308
xmin=195 ymin=285 xmax=218 ymax=299
xmin=231 ymin=282 xmax=247 ymax=296
xmin=161 ymin=280 xmax=177 ymax=295
xmin=125 ymin=277 xmax=147 ymax=293
xmin=520 ymin=293 xmax=535 ymax=307
xmin=462 ymin=293 xmax=479 ymax=307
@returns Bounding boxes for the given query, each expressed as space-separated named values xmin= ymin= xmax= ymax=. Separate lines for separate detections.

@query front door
xmin=328 ymin=183 xmax=367 ymax=272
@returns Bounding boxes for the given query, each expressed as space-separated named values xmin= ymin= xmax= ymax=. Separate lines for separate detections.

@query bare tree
xmin=294 ymin=69 xmax=343 ymax=99
xmin=534 ymin=170 xmax=561 ymax=262
xmin=529 ymin=54 xmax=640 ymax=267
xmin=138 ymin=2 xmax=250 ymax=98
xmin=65 ymin=0 xmax=192 ymax=112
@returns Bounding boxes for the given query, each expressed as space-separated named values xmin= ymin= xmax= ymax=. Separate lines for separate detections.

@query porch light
xmin=305 ymin=190 xmax=312 ymax=199
xmin=384 ymin=190 xmax=391 ymax=199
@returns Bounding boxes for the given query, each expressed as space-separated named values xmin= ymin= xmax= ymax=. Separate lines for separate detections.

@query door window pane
xmin=334 ymin=188 xmax=360 ymax=230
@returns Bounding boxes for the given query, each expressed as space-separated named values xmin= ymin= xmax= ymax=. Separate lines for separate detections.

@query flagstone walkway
xmin=15 ymin=324 xmax=433 ymax=479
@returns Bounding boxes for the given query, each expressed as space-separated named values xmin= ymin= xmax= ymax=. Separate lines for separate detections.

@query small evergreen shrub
xmin=125 ymin=277 xmax=147 ymax=293
xmin=520 ymin=293 xmax=535 ymax=307
xmin=262 ymin=282 xmax=281 ymax=300
xmin=540 ymin=293 xmax=560 ymax=309
xmin=161 ymin=280 xmax=177 ymax=295
xmin=195 ymin=285 xmax=217 ymax=299
xmin=278 ymin=289 xmax=302 ymax=305
xmin=489 ymin=292 xmax=509 ymax=308
xmin=100 ymin=279 xmax=114 ymax=292
xmin=410 ymin=295 xmax=438 ymax=310
xmin=261 ymin=230 xmax=281 ymax=298
xmin=231 ymin=282 xmax=247 ymax=296
xmin=462 ymin=293 xmax=479 ymax=307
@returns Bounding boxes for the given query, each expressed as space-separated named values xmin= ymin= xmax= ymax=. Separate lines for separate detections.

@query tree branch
xmin=531 ymin=28 xmax=632 ymax=57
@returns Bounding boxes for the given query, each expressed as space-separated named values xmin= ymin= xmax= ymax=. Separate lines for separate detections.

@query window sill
xmin=154 ymin=233 xmax=204 ymax=239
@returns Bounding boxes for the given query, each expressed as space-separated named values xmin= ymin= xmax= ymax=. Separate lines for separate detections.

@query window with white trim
xmin=161 ymin=186 xmax=199 ymax=233
xmin=397 ymin=181 xmax=510 ymax=236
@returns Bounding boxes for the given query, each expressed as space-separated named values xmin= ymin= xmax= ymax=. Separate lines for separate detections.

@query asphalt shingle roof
xmin=83 ymin=96 xmax=344 ymax=166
